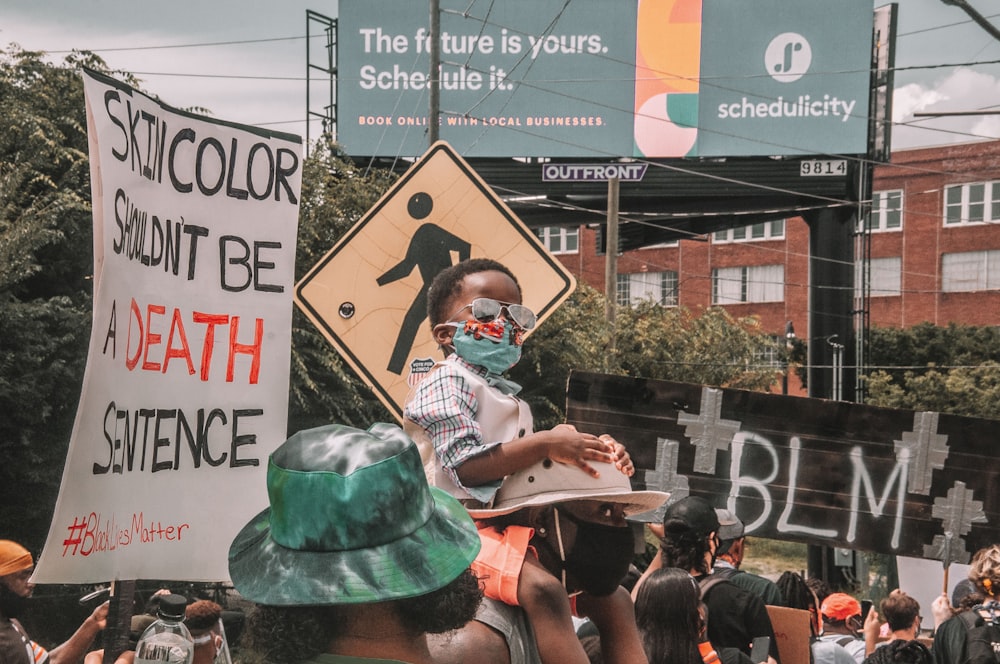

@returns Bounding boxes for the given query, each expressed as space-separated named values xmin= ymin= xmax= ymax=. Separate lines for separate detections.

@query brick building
xmin=536 ymin=139 xmax=1000 ymax=391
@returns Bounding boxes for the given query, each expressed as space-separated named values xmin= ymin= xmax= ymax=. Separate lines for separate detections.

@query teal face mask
xmin=450 ymin=319 xmax=523 ymax=374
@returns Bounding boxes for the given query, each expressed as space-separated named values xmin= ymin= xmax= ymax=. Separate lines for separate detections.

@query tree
xmin=613 ymin=301 xmax=782 ymax=391
xmin=0 ymin=48 xmax=133 ymax=553
xmin=287 ymin=138 xmax=399 ymax=432
xmin=515 ymin=287 xmax=783 ymax=430
xmin=865 ymin=323 xmax=1000 ymax=419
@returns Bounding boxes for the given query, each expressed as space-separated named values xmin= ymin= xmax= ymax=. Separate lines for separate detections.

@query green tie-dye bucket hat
xmin=228 ymin=423 xmax=481 ymax=605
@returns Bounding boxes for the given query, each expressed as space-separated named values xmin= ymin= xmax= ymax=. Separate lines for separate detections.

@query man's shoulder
xmin=702 ymin=574 xmax=767 ymax=608
xmin=428 ymin=611 xmax=517 ymax=664
xmin=731 ymin=572 xmax=784 ymax=605
xmin=813 ymin=639 xmax=857 ymax=664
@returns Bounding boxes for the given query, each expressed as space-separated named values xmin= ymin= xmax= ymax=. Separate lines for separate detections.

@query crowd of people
xmin=4 ymin=258 xmax=1000 ymax=664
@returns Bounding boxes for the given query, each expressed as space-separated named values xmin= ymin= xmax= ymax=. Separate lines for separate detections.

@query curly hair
xmin=240 ymin=604 xmax=339 ymax=664
xmin=882 ymin=639 xmax=931 ymax=664
xmin=184 ymin=599 xmax=223 ymax=632
xmin=426 ymin=258 xmax=521 ymax=328
xmin=238 ymin=568 xmax=482 ymax=664
xmin=969 ymin=544 xmax=1000 ymax=597
xmin=634 ymin=568 xmax=704 ymax=664
xmin=806 ymin=577 xmax=832 ymax=606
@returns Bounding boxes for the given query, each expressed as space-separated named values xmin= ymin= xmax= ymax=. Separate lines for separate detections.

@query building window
xmin=713 ymin=220 xmax=785 ymax=243
xmin=753 ymin=341 xmax=783 ymax=369
xmin=944 ymin=182 xmax=1000 ymax=225
xmin=712 ymin=265 xmax=784 ymax=304
xmin=857 ymin=256 xmax=901 ymax=297
xmin=616 ymin=271 xmax=678 ymax=307
xmin=536 ymin=226 xmax=579 ymax=254
xmin=865 ymin=190 xmax=903 ymax=232
xmin=942 ymin=250 xmax=1000 ymax=292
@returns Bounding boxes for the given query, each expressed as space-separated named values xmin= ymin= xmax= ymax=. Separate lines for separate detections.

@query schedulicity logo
xmin=764 ymin=33 xmax=811 ymax=83
xmin=715 ymin=30 xmax=857 ymax=125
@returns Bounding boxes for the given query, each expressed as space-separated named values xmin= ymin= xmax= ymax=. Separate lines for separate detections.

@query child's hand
xmin=600 ymin=435 xmax=635 ymax=477
xmin=546 ymin=425 xmax=613 ymax=477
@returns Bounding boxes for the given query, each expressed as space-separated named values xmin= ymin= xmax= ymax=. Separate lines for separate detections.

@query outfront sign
xmin=336 ymin=0 xmax=872 ymax=158
xmin=541 ymin=163 xmax=648 ymax=182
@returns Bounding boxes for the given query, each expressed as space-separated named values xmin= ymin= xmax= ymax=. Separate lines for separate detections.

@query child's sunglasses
xmin=464 ymin=297 xmax=537 ymax=330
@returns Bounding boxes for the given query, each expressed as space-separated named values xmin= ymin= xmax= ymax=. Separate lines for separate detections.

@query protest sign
xmin=566 ymin=371 xmax=998 ymax=562
xmin=33 ymin=70 xmax=302 ymax=583
xmin=766 ymin=606 xmax=812 ymax=664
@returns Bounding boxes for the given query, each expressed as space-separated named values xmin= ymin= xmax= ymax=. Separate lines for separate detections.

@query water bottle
xmin=134 ymin=594 xmax=194 ymax=664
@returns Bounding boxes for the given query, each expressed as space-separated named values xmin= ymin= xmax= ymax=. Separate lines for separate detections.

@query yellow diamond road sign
xmin=295 ymin=141 xmax=577 ymax=421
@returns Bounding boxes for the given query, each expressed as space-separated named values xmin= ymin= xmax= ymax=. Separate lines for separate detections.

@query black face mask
xmin=0 ymin=583 xmax=30 ymax=620
xmin=550 ymin=507 xmax=636 ymax=597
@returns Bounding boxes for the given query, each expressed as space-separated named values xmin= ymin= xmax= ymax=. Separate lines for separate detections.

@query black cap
xmin=662 ymin=496 xmax=720 ymax=536
xmin=156 ymin=594 xmax=188 ymax=621
xmin=951 ymin=578 xmax=977 ymax=608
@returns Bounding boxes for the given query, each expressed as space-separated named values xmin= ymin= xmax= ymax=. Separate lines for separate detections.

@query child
xmin=404 ymin=257 xmax=635 ymax=664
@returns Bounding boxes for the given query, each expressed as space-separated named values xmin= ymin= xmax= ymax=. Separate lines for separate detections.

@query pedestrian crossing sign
xmin=295 ymin=141 xmax=577 ymax=420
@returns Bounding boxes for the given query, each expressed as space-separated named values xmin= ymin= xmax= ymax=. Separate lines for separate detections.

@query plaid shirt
xmin=404 ymin=355 xmax=507 ymax=503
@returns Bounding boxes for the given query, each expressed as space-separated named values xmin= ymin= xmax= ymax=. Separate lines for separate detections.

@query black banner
xmin=566 ymin=371 xmax=998 ymax=562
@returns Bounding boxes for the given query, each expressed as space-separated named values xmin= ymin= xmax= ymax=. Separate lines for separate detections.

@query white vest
xmin=404 ymin=358 xmax=533 ymax=503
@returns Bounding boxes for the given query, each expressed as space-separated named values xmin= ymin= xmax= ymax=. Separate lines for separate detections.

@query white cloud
xmin=1 ymin=6 xmax=315 ymax=138
xmin=892 ymin=83 xmax=947 ymax=121
xmin=891 ymin=68 xmax=1000 ymax=149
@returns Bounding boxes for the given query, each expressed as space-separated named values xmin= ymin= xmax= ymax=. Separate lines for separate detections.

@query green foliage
xmin=866 ymin=362 xmax=1000 ymax=419
xmin=614 ymin=302 xmax=782 ymax=391
xmin=512 ymin=284 xmax=614 ymax=429
xmin=514 ymin=286 xmax=783 ymax=430
xmin=287 ymin=139 xmax=399 ymax=432
xmin=865 ymin=323 xmax=1000 ymax=419
xmin=0 ymin=47 xmax=112 ymax=553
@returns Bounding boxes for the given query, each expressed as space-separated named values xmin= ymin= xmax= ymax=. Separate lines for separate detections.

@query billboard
xmin=336 ymin=0 xmax=872 ymax=158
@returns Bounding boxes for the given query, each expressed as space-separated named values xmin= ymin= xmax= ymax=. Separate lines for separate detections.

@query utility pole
xmin=428 ymin=0 xmax=440 ymax=145
xmin=605 ymin=177 xmax=620 ymax=331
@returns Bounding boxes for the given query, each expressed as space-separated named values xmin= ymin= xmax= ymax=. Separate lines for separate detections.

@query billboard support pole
xmin=605 ymin=177 xmax=620 ymax=351
xmin=428 ymin=0 xmax=440 ymax=145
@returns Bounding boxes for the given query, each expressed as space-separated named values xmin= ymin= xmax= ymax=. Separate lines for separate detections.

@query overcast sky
xmin=3 ymin=0 xmax=1000 ymax=152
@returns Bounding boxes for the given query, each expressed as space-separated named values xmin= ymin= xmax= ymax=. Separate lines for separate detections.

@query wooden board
xmin=565 ymin=371 xmax=998 ymax=561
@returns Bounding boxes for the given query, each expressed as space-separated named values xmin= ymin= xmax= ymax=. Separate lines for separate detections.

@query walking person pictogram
xmin=377 ymin=192 xmax=470 ymax=374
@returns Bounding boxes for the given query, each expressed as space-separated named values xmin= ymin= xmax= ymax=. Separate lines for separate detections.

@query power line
xmin=129 ymin=71 xmax=305 ymax=81
xmin=40 ymin=34 xmax=309 ymax=54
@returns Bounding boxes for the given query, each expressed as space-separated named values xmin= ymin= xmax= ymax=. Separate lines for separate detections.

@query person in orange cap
xmin=0 ymin=539 xmax=109 ymax=664
xmin=818 ymin=592 xmax=867 ymax=663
